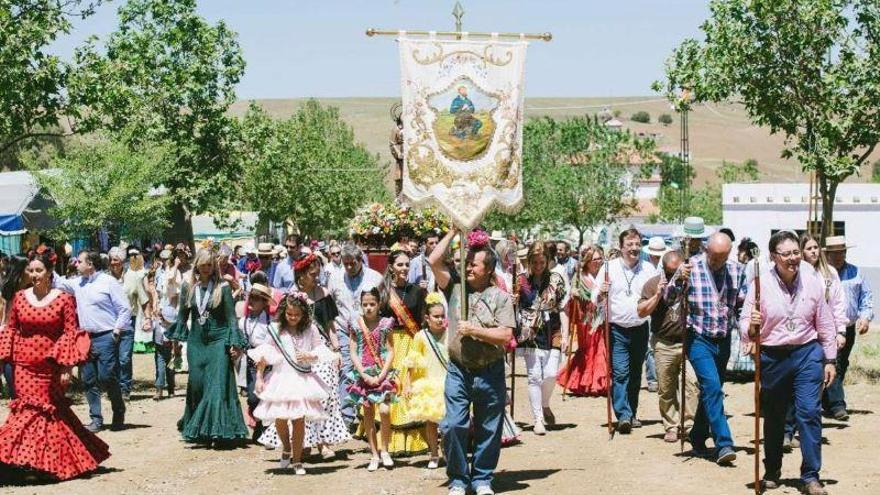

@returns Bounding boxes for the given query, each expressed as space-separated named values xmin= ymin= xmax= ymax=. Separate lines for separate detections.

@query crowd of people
xmin=0 ymin=217 xmax=874 ymax=495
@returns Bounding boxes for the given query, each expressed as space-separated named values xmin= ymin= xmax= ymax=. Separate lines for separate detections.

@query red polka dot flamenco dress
xmin=0 ymin=291 xmax=110 ymax=480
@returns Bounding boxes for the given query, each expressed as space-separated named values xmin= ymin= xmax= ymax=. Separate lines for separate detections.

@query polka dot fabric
xmin=0 ymin=291 xmax=110 ymax=480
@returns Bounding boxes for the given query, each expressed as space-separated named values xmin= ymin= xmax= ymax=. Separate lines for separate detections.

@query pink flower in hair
xmin=467 ymin=229 xmax=490 ymax=249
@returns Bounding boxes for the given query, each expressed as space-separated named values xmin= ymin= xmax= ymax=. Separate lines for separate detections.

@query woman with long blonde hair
xmin=166 ymin=248 xmax=249 ymax=446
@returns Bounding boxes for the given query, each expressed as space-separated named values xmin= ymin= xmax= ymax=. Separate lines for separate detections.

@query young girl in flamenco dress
xmin=403 ymin=292 xmax=449 ymax=469
xmin=250 ymin=291 xmax=332 ymax=475
xmin=347 ymin=287 xmax=398 ymax=472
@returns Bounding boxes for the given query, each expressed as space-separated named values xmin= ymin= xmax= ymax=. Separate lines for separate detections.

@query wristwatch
xmin=823 ymin=358 xmax=837 ymax=366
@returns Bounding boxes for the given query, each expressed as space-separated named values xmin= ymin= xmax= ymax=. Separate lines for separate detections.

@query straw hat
xmin=675 ymin=216 xmax=714 ymax=239
xmin=822 ymin=235 xmax=854 ymax=252
xmin=249 ymin=283 xmax=273 ymax=301
xmin=642 ymin=236 xmax=669 ymax=257
xmin=257 ymin=242 xmax=275 ymax=256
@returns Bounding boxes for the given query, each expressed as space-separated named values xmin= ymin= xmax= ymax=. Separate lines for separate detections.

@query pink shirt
xmin=739 ymin=264 xmax=837 ymax=360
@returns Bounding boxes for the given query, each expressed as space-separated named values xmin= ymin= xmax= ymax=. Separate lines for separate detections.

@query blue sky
xmin=53 ymin=0 xmax=710 ymax=98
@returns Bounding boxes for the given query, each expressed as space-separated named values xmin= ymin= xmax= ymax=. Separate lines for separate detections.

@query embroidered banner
xmin=398 ymin=35 xmax=528 ymax=229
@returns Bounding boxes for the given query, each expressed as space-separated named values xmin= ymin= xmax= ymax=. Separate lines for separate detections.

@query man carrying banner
xmin=430 ymin=228 xmax=515 ymax=495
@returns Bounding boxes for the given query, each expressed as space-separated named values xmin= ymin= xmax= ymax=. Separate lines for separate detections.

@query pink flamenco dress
xmin=248 ymin=323 xmax=333 ymax=423
xmin=0 ymin=291 xmax=110 ymax=480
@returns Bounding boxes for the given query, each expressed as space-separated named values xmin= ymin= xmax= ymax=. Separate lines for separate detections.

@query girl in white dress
xmin=250 ymin=291 xmax=332 ymax=474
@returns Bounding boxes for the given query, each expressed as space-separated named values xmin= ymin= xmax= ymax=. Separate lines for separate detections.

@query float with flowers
xmin=349 ymin=202 xmax=450 ymax=248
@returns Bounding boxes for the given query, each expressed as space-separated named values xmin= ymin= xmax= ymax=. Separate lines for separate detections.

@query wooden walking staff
xmin=752 ymin=252 xmax=763 ymax=495
xmin=678 ymin=235 xmax=691 ymax=453
xmin=507 ymin=240 xmax=519 ymax=418
xmin=603 ymin=251 xmax=614 ymax=440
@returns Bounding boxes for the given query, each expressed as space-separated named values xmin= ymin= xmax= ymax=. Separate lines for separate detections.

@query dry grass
xmin=849 ymin=324 xmax=880 ymax=384
xmin=229 ymin=97 xmax=878 ymax=185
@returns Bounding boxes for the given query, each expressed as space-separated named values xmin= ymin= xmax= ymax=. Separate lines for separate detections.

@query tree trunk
xmin=165 ymin=201 xmax=195 ymax=250
xmin=578 ymin=227 xmax=585 ymax=250
xmin=818 ymin=173 xmax=838 ymax=242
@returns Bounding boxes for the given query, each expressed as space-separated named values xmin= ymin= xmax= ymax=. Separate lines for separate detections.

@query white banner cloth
xmin=399 ymin=36 xmax=527 ymax=229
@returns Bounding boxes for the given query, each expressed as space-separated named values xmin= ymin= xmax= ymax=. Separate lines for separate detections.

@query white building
xmin=723 ymin=183 xmax=880 ymax=309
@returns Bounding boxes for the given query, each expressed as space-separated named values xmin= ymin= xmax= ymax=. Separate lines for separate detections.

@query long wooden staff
xmin=509 ymin=244 xmax=519 ymax=418
xmin=604 ymin=254 xmax=613 ymax=440
xmin=753 ymin=254 xmax=763 ymax=495
xmin=679 ymin=236 xmax=691 ymax=453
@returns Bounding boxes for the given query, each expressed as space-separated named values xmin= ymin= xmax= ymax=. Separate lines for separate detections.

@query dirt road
xmin=2 ymin=352 xmax=878 ymax=495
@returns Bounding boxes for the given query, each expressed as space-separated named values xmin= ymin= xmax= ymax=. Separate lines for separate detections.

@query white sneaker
xmin=475 ymin=485 xmax=495 ymax=495
xmin=448 ymin=487 xmax=467 ymax=495
xmin=367 ymin=457 xmax=380 ymax=472
xmin=380 ymin=450 xmax=394 ymax=468
xmin=427 ymin=456 xmax=440 ymax=469
xmin=292 ymin=463 xmax=306 ymax=475
xmin=533 ymin=421 xmax=546 ymax=435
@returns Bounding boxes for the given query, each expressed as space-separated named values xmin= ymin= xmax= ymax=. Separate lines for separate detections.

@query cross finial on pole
xmin=453 ymin=1 xmax=464 ymax=34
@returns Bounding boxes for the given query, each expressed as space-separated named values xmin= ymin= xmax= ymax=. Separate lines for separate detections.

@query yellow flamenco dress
xmin=404 ymin=328 xmax=448 ymax=424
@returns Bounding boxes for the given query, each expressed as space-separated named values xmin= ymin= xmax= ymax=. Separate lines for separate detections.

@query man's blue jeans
xmin=822 ymin=324 xmax=855 ymax=414
xmin=442 ymin=359 xmax=505 ymax=492
xmin=336 ymin=327 xmax=355 ymax=425
xmin=762 ymin=342 xmax=824 ymax=483
xmin=2 ymin=362 xmax=14 ymax=399
xmin=81 ymin=331 xmax=126 ymax=425
xmin=117 ymin=327 xmax=135 ymax=395
xmin=610 ymin=323 xmax=649 ymax=421
xmin=154 ymin=344 xmax=176 ymax=393
xmin=687 ymin=331 xmax=733 ymax=449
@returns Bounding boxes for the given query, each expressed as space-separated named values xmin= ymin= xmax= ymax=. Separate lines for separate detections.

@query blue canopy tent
xmin=0 ymin=171 xmax=56 ymax=255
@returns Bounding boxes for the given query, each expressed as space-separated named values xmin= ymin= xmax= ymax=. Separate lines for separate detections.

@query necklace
xmin=774 ymin=269 xmax=801 ymax=333
xmin=622 ymin=259 xmax=641 ymax=297
xmin=194 ymin=281 xmax=214 ymax=325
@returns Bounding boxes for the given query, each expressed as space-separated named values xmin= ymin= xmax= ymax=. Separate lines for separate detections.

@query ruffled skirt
xmin=407 ymin=377 xmax=445 ymax=423
xmin=254 ymin=368 xmax=330 ymax=422
xmin=0 ymin=365 xmax=110 ymax=480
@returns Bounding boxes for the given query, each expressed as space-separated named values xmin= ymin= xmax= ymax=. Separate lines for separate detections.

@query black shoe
xmin=631 ymin=418 xmax=642 ymax=428
xmin=617 ymin=419 xmax=632 ymax=434
xmin=85 ymin=421 xmax=103 ymax=433
xmin=122 ymin=392 xmax=131 ymax=402
xmin=110 ymin=412 xmax=125 ymax=431
xmin=832 ymin=408 xmax=849 ymax=421
xmin=716 ymin=446 xmax=737 ymax=465
xmin=647 ymin=382 xmax=658 ymax=393
xmin=783 ymin=434 xmax=793 ymax=453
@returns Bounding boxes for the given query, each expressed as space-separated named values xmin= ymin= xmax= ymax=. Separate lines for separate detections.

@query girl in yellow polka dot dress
xmin=403 ymin=292 xmax=448 ymax=469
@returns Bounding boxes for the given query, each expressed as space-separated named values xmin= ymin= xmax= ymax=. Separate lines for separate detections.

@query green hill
xmin=228 ymin=97 xmax=876 ymax=184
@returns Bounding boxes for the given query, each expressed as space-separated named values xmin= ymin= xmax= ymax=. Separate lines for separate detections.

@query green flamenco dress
xmin=166 ymin=283 xmax=248 ymax=443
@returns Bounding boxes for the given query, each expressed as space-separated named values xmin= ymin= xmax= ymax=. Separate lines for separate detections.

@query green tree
xmin=719 ymin=158 xmax=760 ymax=183
xmin=239 ymin=100 xmax=389 ymax=239
xmin=28 ymin=135 xmax=172 ymax=241
xmin=485 ymin=115 xmax=656 ymax=246
xmin=871 ymin=159 xmax=880 ymax=183
xmin=72 ymin=0 xmax=246 ymax=243
xmin=630 ymin=111 xmax=651 ymax=124
xmin=0 ymin=1 xmax=104 ymax=162
xmin=658 ymin=113 xmax=673 ymax=126
xmin=654 ymin=0 xmax=880 ymax=239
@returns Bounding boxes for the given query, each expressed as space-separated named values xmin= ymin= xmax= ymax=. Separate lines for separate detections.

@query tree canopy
xmin=28 ymin=135 xmax=173 ymax=241
xmin=654 ymin=0 xmax=880 ymax=238
xmin=485 ymin=115 xmax=656 ymax=245
xmin=238 ymin=100 xmax=390 ymax=239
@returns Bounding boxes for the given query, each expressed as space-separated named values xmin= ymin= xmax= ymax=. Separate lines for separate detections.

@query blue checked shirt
xmin=837 ymin=262 xmax=874 ymax=325
xmin=667 ymin=254 xmax=743 ymax=338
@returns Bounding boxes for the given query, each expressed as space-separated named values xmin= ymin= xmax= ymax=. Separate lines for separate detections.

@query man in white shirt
xmin=595 ymin=227 xmax=658 ymax=433
xmin=326 ymin=242 xmax=382 ymax=426
xmin=408 ymin=233 xmax=440 ymax=292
